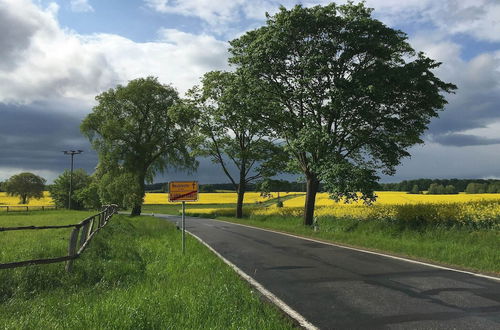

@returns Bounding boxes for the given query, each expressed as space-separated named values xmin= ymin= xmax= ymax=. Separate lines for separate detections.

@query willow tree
xmin=229 ymin=3 xmax=457 ymax=225
xmin=81 ymin=77 xmax=198 ymax=215
xmin=188 ymin=71 xmax=286 ymax=218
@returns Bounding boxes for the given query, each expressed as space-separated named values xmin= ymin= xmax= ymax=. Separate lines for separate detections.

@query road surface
xmin=155 ymin=214 xmax=500 ymax=329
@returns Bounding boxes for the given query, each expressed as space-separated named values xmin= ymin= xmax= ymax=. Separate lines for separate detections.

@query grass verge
xmin=0 ymin=212 xmax=295 ymax=329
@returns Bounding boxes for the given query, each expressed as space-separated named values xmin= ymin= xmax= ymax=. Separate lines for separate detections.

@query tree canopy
xmin=188 ymin=70 xmax=286 ymax=218
xmin=4 ymin=172 xmax=46 ymax=204
xmin=229 ymin=3 xmax=457 ymax=225
xmin=49 ymin=169 xmax=93 ymax=209
xmin=81 ymin=77 xmax=198 ymax=215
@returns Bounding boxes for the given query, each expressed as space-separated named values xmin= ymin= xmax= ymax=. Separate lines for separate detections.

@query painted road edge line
xmin=186 ymin=229 xmax=319 ymax=330
xmin=205 ymin=217 xmax=500 ymax=283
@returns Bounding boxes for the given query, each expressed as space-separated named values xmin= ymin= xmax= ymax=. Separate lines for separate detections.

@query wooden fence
xmin=0 ymin=204 xmax=118 ymax=272
xmin=0 ymin=205 xmax=57 ymax=212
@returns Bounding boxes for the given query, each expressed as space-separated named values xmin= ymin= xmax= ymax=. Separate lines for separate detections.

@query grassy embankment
xmin=142 ymin=197 xmax=500 ymax=275
xmin=0 ymin=211 xmax=294 ymax=329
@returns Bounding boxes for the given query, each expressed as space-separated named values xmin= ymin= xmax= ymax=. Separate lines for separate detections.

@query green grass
xmin=0 ymin=210 xmax=95 ymax=263
xmin=0 ymin=212 xmax=294 ymax=329
xmin=218 ymin=214 xmax=500 ymax=275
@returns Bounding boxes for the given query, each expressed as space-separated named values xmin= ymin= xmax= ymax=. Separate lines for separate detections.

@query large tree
xmin=229 ymin=3 xmax=457 ymax=225
xmin=188 ymin=71 xmax=286 ymax=218
xmin=4 ymin=172 xmax=46 ymax=204
xmin=81 ymin=77 xmax=198 ymax=215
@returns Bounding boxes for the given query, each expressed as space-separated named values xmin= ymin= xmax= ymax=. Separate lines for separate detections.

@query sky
xmin=0 ymin=0 xmax=500 ymax=184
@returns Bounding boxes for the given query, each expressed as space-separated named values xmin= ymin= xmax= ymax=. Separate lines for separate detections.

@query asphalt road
xmin=155 ymin=214 xmax=500 ymax=329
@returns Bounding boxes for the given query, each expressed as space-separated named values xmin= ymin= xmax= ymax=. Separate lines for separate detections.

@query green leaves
xmin=81 ymin=77 xmax=198 ymax=214
xmin=49 ymin=169 xmax=91 ymax=209
xmin=189 ymin=70 xmax=286 ymax=188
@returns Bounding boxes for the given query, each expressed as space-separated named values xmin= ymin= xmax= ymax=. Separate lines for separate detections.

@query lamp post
xmin=63 ymin=150 xmax=83 ymax=209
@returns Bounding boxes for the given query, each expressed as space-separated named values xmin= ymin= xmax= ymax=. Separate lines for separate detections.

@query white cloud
xmin=347 ymin=0 xmax=500 ymax=42
xmin=83 ymin=30 xmax=229 ymax=94
xmin=70 ymin=0 xmax=94 ymax=13
xmin=145 ymin=0 xmax=500 ymax=42
xmin=0 ymin=0 xmax=229 ymax=109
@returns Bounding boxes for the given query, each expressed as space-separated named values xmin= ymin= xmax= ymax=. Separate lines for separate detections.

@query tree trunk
xmin=21 ymin=194 xmax=27 ymax=204
xmin=303 ymin=174 xmax=319 ymax=226
xmin=236 ymin=171 xmax=246 ymax=219
xmin=131 ymin=173 xmax=145 ymax=216
xmin=131 ymin=204 xmax=142 ymax=216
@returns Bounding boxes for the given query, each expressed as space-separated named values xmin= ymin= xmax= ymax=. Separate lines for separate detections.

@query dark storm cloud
xmin=428 ymin=90 xmax=500 ymax=136
xmin=431 ymin=133 xmax=500 ymax=147
xmin=0 ymin=103 xmax=98 ymax=178
xmin=0 ymin=103 xmax=235 ymax=184
xmin=379 ymin=143 xmax=500 ymax=183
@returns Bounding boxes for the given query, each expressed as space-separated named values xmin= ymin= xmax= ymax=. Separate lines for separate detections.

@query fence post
xmin=65 ymin=227 xmax=80 ymax=272
xmin=89 ymin=216 xmax=95 ymax=234
xmin=78 ymin=221 xmax=91 ymax=250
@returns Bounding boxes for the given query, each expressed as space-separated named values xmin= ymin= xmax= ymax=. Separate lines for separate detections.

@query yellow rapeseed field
xmin=143 ymin=192 xmax=295 ymax=205
xmin=0 ymin=191 xmax=54 ymax=206
xmin=0 ymin=191 xmax=291 ymax=206
xmin=2 ymin=190 xmax=498 ymax=225
xmin=281 ymin=191 xmax=500 ymax=207
xmin=251 ymin=191 xmax=500 ymax=225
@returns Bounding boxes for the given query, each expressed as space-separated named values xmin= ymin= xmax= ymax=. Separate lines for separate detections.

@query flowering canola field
xmin=2 ymin=191 xmax=499 ymax=226
xmin=282 ymin=191 xmax=500 ymax=207
xmin=0 ymin=192 xmax=53 ymax=206
xmin=0 ymin=191 xmax=292 ymax=206
xmin=143 ymin=192 xmax=295 ymax=205
xmin=251 ymin=192 xmax=500 ymax=226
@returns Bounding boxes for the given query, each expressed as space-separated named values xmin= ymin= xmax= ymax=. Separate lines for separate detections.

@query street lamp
xmin=62 ymin=150 xmax=83 ymax=209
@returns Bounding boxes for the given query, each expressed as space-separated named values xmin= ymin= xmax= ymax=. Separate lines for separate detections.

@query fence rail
xmin=0 ymin=205 xmax=118 ymax=272
xmin=0 ymin=205 xmax=57 ymax=212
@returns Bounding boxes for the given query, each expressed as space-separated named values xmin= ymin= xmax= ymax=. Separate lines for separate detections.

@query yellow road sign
xmin=169 ymin=181 xmax=199 ymax=202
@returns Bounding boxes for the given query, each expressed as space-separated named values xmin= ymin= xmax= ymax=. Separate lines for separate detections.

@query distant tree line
xmin=465 ymin=182 xmax=500 ymax=194
xmin=144 ymin=181 xmax=309 ymax=193
xmin=147 ymin=179 xmax=500 ymax=195
xmin=379 ymin=179 xmax=500 ymax=193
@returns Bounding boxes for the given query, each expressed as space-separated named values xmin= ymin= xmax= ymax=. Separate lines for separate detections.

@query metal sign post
xmin=182 ymin=201 xmax=186 ymax=253
xmin=168 ymin=181 xmax=198 ymax=254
